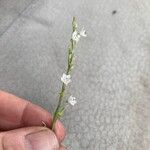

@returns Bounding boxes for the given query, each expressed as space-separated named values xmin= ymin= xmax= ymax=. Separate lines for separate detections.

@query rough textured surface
xmin=0 ymin=0 xmax=33 ymax=36
xmin=0 ymin=0 xmax=150 ymax=149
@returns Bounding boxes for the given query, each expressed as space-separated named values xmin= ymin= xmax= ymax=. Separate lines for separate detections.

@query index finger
xmin=0 ymin=90 xmax=65 ymax=142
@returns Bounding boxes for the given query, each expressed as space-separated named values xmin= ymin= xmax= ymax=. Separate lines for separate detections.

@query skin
xmin=0 ymin=90 xmax=67 ymax=150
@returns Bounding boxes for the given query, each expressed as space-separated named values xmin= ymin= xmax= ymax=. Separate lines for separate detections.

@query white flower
xmin=68 ymin=95 xmax=77 ymax=106
xmin=72 ymin=30 xmax=81 ymax=42
xmin=80 ymin=28 xmax=87 ymax=37
xmin=61 ymin=73 xmax=71 ymax=85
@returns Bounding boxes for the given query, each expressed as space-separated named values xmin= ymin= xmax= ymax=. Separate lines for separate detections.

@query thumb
xmin=0 ymin=127 xmax=59 ymax=150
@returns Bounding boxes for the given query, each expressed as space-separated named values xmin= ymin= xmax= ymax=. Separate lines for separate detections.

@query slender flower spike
xmin=61 ymin=73 xmax=71 ymax=85
xmin=80 ymin=28 xmax=87 ymax=37
xmin=51 ymin=17 xmax=86 ymax=130
xmin=72 ymin=30 xmax=81 ymax=42
xmin=68 ymin=95 xmax=77 ymax=106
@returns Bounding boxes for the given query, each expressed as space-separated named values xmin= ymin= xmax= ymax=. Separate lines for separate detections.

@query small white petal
xmin=68 ymin=95 xmax=77 ymax=106
xmin=80 ymin=28 xmax=87 ymax=37
xmin=61 ymin=73 xmax=71 ymax=85
xmin=72 ymin=30 xmax=81 ymax=42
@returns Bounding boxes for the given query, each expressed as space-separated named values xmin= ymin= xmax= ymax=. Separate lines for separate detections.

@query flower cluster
xmin=61 ymin=73 xmax=71 ymax=85
xmin=51 ymin=17 xmax=86 ymax=130
xmin=72 ymin=28 xmax=87 ymax=43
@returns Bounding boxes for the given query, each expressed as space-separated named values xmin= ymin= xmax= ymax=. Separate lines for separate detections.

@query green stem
xmin=51 ymin=17 xmax=76 ymax=130
xmin=51 ymin=47 xmax=73 ymax=130
xmin=51 ymin=44 xmax=74 ymax=130
xmin=51 ymin=83 xmax=65 ymax=130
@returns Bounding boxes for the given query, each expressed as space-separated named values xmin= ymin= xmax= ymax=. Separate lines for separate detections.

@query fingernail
xmin=25 ymin=129 xmax=59 ymax=150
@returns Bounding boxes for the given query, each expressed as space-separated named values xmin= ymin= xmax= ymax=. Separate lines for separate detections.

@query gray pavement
xmin=0 ymin=0 xmax=150 ymax=149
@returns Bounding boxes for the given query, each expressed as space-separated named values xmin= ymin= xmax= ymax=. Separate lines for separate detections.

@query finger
xmin=0 ymin=90 xmax=65 ymax=142
xmin=0 ymin=127 xmax=59 ymax=150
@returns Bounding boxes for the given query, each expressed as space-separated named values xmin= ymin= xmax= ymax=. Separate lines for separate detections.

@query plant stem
xmin=51 ymin=17 xmax=77 ymax=130
xmin=51 ymin=83 xmax=65 ymax=130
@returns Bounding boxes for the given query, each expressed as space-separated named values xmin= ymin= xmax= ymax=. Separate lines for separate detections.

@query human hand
xmin=0 ymin=91 xmax=66 ymax=150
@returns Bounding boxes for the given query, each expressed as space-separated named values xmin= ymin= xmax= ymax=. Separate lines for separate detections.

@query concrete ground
xmin=0 ymin=0 xmax=150 ymax=149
